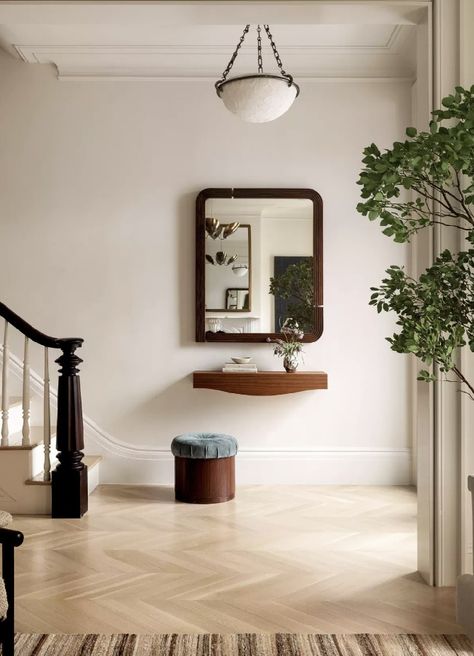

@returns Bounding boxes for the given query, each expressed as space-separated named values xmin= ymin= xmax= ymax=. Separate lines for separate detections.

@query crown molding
xmin=53 ymin=75 xmax=415 ymax=83
xmin=13 ymin=37 xmax=415 ymax=81
xmin=15 ymin=26 xmax=405 ymax=64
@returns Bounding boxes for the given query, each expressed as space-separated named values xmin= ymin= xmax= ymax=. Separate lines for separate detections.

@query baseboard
xmin=97 ymin=448 xmax=412 ymax=486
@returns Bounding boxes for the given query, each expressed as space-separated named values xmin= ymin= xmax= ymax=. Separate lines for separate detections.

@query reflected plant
xmin=269 ymin=258 xmax=314 ymax=332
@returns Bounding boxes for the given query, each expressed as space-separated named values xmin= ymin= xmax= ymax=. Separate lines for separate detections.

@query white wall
xmin=0 ymin=51 xmax=413 ymax=484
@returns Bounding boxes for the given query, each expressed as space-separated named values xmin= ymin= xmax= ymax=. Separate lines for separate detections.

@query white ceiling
xmin=0 ymin=2 xmax=421 ymax=81
xmin=207 ymin=198 xmax=313 ymax=220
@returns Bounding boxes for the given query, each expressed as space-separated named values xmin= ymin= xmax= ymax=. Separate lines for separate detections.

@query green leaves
xmin=359 ymin=86 xmax=474 ymax=395
xmin=418 ymin=370 xmax=436 ymax=383
xmin=369 ymin=250 xmax=474 ymax=382
xmin=357 ymin=86 xmax=474 ymax=243
xmin=442 ymin=95 xmax=455 ymax=107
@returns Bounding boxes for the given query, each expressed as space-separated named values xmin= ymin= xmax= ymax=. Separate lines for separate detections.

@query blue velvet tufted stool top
xmin=171 ymin=433 xmax=238 ymax=504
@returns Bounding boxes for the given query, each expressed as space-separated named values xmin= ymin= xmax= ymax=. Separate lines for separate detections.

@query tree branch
xmin=454 ymin=169 xmax=474 ymax=222
xmin=452 ymin=365 xmax=474 ymax=397
xmin=433 ymin=220 xmax=471 ymax=231
xmin=443 ymin=377 xmax=474 ymax=402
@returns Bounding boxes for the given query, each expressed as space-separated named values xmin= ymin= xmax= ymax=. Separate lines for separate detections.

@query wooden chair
xmin=0 ymin=512 xmax=23 ymax=656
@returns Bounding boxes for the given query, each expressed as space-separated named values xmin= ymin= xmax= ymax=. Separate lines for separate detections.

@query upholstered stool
xmin=171 ymin=433 xmax=238 ymax=504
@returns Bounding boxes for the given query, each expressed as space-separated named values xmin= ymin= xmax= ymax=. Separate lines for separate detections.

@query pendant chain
xmin=215 ymin=24 xmax=250 ymax=90
xmin=257 ymin=24 xmax=263 ymax=74
xmin=215 ymin=24 xmax=294 ymax=91
xmin=263 ymin=25 xmax=293 ymax=85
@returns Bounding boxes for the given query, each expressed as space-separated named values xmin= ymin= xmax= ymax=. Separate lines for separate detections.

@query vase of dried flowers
xmin=272 ymin=319 xmax=304 ymax=373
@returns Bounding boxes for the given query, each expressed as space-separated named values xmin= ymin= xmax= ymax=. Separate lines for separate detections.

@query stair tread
xmin=0 ymin=442 xmax=43 ymax=451
xmin=0 ymin=426 xmax=56 ymax=450
xmin=84 ymin=455 xmax=102 ymax=468
xmin=26 ymin=455 xmax=102 ymax=485
xmin=26 ymin=474 xmax=53 ymax=485
xmin=0 ymin=396 xmax=22 ymax=407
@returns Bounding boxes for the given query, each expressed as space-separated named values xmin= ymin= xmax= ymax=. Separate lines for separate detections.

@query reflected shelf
xmin=205 ymin=315 xmax=261 ymax=319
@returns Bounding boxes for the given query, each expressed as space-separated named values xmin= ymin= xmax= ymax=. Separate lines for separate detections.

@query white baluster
xmin=22 ymin=336 xmax=31 ymax=446
xmin=1 ymin=321 xmax=9 ymax=447
xmin=43 ymin=347 xmax=51 ymax=481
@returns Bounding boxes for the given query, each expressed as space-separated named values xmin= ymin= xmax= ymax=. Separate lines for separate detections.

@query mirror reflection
xmin=205 ymin=222 xmax=251 ymax=311
xmin=226 ymin=288 xmax=250 ymax=311
xmin=204 ymin=197 xmax=314 ymax=335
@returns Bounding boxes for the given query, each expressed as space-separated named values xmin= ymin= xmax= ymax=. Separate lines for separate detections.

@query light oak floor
xmin=11 ymin=485 xmax=460 ymax=634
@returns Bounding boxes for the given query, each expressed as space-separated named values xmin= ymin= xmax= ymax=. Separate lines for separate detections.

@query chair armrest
xmin=0 ymin=528 xmax=23 ymax=548
xmin=457 ymin=574 xmax=474 ymax=641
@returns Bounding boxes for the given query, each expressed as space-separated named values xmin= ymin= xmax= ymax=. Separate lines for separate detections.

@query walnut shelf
xmin=193 ymin=371 xmax=328 ymax=396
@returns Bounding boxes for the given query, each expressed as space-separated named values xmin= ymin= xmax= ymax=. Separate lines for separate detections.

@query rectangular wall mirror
xmin=196 ymin=188 xmax=323 ymax=343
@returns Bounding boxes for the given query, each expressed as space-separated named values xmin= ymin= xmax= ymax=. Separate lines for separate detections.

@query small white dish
xmin=232 ymin=356 xmax=252 ymax=364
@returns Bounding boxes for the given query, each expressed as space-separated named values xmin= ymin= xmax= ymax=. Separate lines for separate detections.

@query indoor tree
xmin=269 ymin=258 xmax=314 ymax=332
xmin=357 ymin=85 xmax=474 ymax=398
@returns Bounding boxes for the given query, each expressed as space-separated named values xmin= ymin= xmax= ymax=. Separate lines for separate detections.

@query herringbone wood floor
xmin=10 ymin=485 xmax=460 ymax=634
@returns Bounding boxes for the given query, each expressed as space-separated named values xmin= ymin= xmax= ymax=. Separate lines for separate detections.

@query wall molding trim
xmin=1 ymin=347 xmax=411 ymax=485
xmin=14 ymin=27 xmax=405 ymax=62
xmin=97 ymin=447 xmax=413 ymax=486
xmin=55 ymin=75 xmax=416 ymax=83
xmin=11 ymin=23 xmax=414 ymax=81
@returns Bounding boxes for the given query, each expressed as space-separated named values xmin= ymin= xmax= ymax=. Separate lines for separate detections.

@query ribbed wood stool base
xmin=174 ymin=456 xmax=235 ymax=504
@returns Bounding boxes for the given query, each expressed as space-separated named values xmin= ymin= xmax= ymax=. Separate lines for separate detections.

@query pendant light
xmin=215 ymin=24 xmax=300 ymax=123
xmin=232 ymin=263 xmax=248 ymax=277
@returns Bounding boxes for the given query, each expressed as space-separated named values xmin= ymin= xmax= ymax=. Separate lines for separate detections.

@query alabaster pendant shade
xmin=232 ymin=263 xmax=248 ymax=277
xmin=217 ymin=75 xmax=299 ymax=123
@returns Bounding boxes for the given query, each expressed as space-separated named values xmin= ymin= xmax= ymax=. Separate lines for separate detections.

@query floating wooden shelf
xmin=193 ymin=371 xmax=328 ymax=396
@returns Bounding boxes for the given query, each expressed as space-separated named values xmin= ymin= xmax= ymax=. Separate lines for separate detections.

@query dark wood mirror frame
xmin=196 ymin=188 xmax=323 ymax=343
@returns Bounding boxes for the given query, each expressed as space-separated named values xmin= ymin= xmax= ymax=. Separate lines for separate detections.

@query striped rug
xmin=10 ymin=633 xmax=472 ymax=655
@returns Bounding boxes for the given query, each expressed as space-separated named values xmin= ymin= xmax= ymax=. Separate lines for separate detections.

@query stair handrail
xmin=0 ymin=301 xmax=88 ymax=519
xmin=0 ymin=302 xmax=83 ymax=349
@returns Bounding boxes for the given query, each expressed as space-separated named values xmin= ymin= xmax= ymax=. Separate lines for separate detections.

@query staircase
xmin=0 ymin=302 xmax=101 ymax=517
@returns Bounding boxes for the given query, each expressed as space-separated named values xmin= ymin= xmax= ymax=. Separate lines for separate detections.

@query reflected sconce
xmin=206 ymin=217 xmax=222 ymax=240
xmin=232 ymin=263 xmax=248 ymax=277
xmin=215 ymin=24 xmax=299 ymax=123
xmin=206 ymin=218 xmax=240 ymax=240
xmin=206 ymin=252 xmax=238 ymax=266
xmin=205 ymin=217 xmax=241 ymax=266
xmin=222 ymin=222 xmax=240 ymax=238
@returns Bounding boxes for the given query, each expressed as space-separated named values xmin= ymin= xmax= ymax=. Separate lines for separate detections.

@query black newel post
xmin=51 ymin=340 xmax=88 ymax=518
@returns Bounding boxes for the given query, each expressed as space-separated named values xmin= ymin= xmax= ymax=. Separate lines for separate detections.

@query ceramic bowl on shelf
xmin=231 ymin=357 xmax=252 ymax=364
